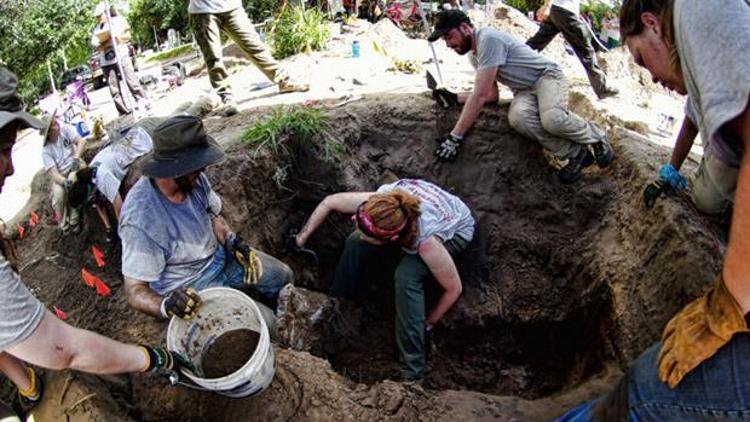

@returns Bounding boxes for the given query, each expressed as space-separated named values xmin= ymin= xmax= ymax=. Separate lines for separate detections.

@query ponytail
xmin=363 ymin=190 xmax=421 ymax=248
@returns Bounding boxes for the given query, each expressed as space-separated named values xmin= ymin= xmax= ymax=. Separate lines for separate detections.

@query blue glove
xmin=658 ymin=164 xmax=688 ymax=191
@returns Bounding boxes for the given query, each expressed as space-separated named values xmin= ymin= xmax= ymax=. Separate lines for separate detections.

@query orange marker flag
xmin=81 ymin=268 xmax=98 ymax=287
xmin=53 ymin=306 xmax=68 ymax=320
xmin=91 ymin=246 xmax=106 ymax=268
xmin=17 ymin=226 xmax=24 ymax=239
xmin=94 ymin=279 xmax=111 ymax=297
xmin=29 ymin=212 xmax=40 ymax=227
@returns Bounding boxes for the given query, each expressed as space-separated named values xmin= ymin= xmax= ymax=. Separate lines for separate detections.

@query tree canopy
xmin=0 ymin=0 xmax=99 ymax=100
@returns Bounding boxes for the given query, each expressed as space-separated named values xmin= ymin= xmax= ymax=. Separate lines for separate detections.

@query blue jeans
xmin=189 ymin=245 xmax=293 ymax=301
xmin=557 ymin=334 xmax=750 ymax=421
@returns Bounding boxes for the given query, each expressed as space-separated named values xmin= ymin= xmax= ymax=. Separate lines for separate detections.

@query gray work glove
xmin=435 ymin=134 xmax=462 ymax=162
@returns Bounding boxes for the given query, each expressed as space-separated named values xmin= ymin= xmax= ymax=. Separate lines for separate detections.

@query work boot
xmin=278 ymin=78 xmax=309 ymax=94
xmin=597 ymin=85 xmax=619 ymax=100
xmin=592 ymin=137 xmax=615 ymax=168
xmin=590 ymin=124 xmax=614 ymax=168
xmin=218 ymin=93 xmax=238 ymax=117
xmin=558 ymin=147 xmax=595 ymax=184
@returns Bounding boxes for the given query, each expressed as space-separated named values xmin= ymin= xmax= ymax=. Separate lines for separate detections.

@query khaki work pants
xmin=691 ymin=151 xmax=738 ymax=216
xmin=527 ymin=5 xmax=610 ymax=97
xmin=51 ymin=176 xmax=80 ymax=232
xmin=191 ymin=8 xmax=286 ymax=96
xmin=507 ymin=68 xmax=605 ymax=160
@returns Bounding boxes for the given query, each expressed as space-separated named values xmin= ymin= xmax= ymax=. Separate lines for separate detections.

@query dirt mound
xmin=8 ymin=93 xmax=724 ymax=420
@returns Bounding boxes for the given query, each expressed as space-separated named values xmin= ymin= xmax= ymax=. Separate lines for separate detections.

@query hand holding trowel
xmin=427 ymin=70 xmax=459 ymax=109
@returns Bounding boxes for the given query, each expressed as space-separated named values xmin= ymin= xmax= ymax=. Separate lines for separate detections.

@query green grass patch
xmin=146 ymin=44 xmax=194 ymax=63
xmin=242 ymin=105 xmax=342 ymax=159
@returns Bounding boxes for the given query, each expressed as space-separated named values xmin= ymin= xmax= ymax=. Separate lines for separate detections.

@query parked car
xmin=58 ymin=65 xmax=93 ymax=88
xmin=88 ymin=43 xmax=139 ymax=90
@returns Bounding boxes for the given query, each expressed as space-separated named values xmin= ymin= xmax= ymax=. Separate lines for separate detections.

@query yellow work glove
xmin=227 ymin=233 xmax=263 ymax=285
xmin=658 ymin=275 xmax=749 ymax=388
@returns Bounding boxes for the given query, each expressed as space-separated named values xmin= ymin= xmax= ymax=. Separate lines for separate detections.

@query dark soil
xmin=201 ymin=329 xmax=260 ymax=379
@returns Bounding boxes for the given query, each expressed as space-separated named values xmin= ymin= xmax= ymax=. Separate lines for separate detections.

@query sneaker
xmin=13 ymin=368 xmax=43 ymax=416
xmin=218 ymin=93 xmax=238 ymax=117
xmin=278 ymin=79 xmax=309 ymax=94
xmin=592 ymin=137 xmax=615 ymax=168
xmin=597 ymin=85 xmax=619 ymax=100
xmin=558 ymin=148 xmax=595 ymax=184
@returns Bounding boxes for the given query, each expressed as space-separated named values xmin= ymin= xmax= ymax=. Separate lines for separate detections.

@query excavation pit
xmin=11 ymin=94 xmax=726 ymax=420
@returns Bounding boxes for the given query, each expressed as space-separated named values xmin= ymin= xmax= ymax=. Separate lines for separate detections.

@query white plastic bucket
xmin=166 ymin=287 xmax=275 ymax=398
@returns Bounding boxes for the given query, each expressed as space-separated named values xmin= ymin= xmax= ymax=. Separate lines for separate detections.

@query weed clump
xmin=271 ymin=6 xmax=330 ymax=59
xmin=242 ymin=105 xmax=343 ymax=159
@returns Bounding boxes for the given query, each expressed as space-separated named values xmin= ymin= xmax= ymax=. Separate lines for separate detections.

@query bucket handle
xmin=168 ymin=371 xmax=212 ymax=392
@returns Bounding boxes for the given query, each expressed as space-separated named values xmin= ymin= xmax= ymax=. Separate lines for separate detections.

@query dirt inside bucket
xmin=201 ymin=329 xmax=260 ymax=379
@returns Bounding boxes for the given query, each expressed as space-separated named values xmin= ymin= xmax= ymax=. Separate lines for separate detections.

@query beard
xmin=175 ymin=174 xmax=198 ymax=194
xmin=455 ymin=33 xmax=472 ymax=55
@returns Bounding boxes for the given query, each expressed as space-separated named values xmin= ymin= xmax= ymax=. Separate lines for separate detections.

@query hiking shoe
xmin=558 ymin=148 xmax=595 ymax=184
xmin=278 ymin=79 xmax=309 ymax=94
xmin=597 ymin=85 xmax=619 ymax=100
xmin=592 ymin=137 xmax=615 ymax=168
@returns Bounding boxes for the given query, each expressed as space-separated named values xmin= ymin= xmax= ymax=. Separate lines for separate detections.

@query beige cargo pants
xmin=507 ymin=68 xmax=605 ymax=160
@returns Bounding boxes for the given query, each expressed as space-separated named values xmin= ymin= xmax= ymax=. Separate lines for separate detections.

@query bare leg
xmin=0 ymin=353 xmax=31 ymax=392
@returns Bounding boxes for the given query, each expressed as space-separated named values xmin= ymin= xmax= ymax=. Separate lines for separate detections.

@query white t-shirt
xmin=91 ymin=127 xmax=153 ymax=203
xmin=119 ymin=174 xmax=223 ymax=295
xmin=188 ymin=0 xmax=242 ymax=14
xmin=42 ymin=125 xmax=79 ymax=173
xmin=552 ymin=0 xmax=580 ymax=14
xmin=376 ymin=179 xmax=475 ymax=254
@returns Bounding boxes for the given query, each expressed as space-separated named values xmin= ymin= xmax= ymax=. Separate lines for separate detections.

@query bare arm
xmin=112 ymin=193 xmax=123 ymax=220
xmin=451 ymin=68 xmax=499 ymax=137
xmin=723 ymin=101 xmax=750 ymax=313
xmin=73 ymin=135 xmax=87 ymax=159
xmin=7 ymin=311 xmax=147 ymax=374
xmin=536 ymin=0 xmax=554 ymax=21
xmin=670 ymin=117 xmax=699 ymax=170
xmin=296 ymin=192 xmax=375 ymax=246
xmin=211 ymin=215 xmax=232 ymax=246
xmin=419 ymin=236 xmax=463 ymax=326
xmin=46 ymin=167 xmax=67 ymax=185
xmin=124 ymin=277 xmax=163 ymax=319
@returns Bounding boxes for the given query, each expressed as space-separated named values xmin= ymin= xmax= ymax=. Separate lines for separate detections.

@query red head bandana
xmin=355 ymin=202 xmax=407 ymax=239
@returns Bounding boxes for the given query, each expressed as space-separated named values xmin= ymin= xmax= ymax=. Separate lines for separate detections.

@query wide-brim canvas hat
xmin=0 ymin=67 xmax=44 ymax=136
xmin=141 ymin=115 xmax=225 ymax=179
xmin=427 ymin=10 xmax=472 ymax=42
xmin=41 ymin=108 xmax=58 ymax=143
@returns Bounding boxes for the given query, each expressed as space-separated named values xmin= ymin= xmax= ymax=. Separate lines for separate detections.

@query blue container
xmin=352 ymin=40 xmax=360 ymax=58
xmin=75 ymin=121 xmax=90 ymax=137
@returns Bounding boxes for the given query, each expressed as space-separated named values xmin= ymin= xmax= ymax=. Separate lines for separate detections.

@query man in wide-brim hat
xmin=119 ymin=115 xmax=293 ymax=324
xmin=0 ymin=67 xmax=191 ymax=421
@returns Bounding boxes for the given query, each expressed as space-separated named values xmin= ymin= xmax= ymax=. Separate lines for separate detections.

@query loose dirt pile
xmin=201 ymin=329 xmax=260 ymax=379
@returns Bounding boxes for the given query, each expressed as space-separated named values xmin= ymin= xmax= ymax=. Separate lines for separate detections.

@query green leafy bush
xmin=271 ymin=6 xmax=330 ymax=59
